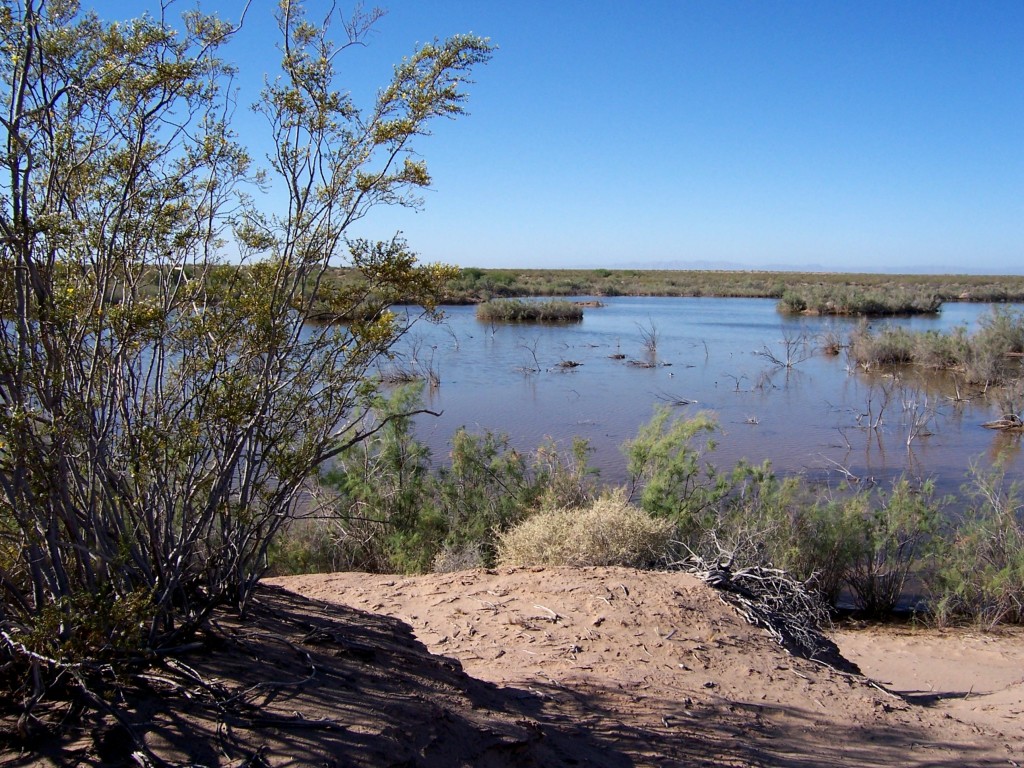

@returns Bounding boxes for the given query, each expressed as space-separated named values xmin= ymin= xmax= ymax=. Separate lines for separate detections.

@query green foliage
xmin=911 ymin=327 xmax=971 ymax=370
xmin=434 ymin=427 xmax=596 ymax=568
xmin=967 ymin=307 xmax=1024 ymax=385
xmin=622 ymin=406 xmax=946 ymax=614
xmin=623 ymin=407 xmax=725 ymax=535
xmin=849 ymin=325 xmax=916 ymax=366
xmin=773 ymin=496 xmax=864 ymax=605
xmin=294 ymin=387 xmax=598 ymax=574
xmin=976 ymin=306 xmax=1024 ymax=356
xmin=320 ymin=384 xmax=439 ymax=572
xmin=322 ymin=266 xmax=1024 ymax=306
xmin=778 ymin=290 xmax=808 ymax=313
xmin=266 ymin=517 xmax=354 ymax=577
xmin=475 ymin=298 xmax=583 ymax=323
xmin=443 ymin=267 xmax=521 ymax=302
xmin=432 ymin=429 xmax=548 ymax=567
xmin=848 ymin=307 xmax=1024 ymax=388
xmin=703 ymin=475 xmax=940 ymax=616
xmin=926 ymin=466 xmax=1024 ymax=627
xmin=842 ymin=480 xmax=942 ymax=617
xmin=274 ymin=390 xmax=1024 ymax=627
xmin=777 ymin=285 xmax=942 ymax=316
xmin=13 ymin=588 xmax=154 ymax=667
xmin=0 ymin=0 xmax=491 ymax=702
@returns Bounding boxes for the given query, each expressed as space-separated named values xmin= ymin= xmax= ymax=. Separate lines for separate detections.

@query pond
xmin=385 ymin=297 xmax=1022 ymax=498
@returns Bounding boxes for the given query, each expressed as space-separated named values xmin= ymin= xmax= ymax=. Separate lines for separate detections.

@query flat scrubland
xmin=297 ymin=266 xmax=1024 ymax=319
xmin=433 ymin=267 xmax=1024 ymax=304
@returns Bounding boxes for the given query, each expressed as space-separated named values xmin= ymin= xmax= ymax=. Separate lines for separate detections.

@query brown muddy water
xmin=384 ymin=297 xmax=1022 ymax=498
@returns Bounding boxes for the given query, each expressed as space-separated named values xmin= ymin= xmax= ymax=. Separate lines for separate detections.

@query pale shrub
xmin=496 ymin=491 xmax=675 ymax=568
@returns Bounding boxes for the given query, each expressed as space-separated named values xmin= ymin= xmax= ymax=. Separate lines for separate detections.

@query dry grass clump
xmin=496 ymin=492 xmax=675 ymax=568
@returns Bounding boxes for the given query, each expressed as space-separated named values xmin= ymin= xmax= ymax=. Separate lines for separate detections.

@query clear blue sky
xmin=88 ymin=2 xmax=1023 ymax=274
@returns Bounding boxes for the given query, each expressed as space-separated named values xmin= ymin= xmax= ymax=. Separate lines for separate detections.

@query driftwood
xmin=982 ymin=414 xmax=1024 ymax=431
xmin=676 ymin=555 xmax=860 ymax=675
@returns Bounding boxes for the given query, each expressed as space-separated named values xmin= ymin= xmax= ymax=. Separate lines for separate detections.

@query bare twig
xmin=654 ymin=389 xmax=696 ymax=406
xmin=672 ymin=551 xmax=855 ymax=673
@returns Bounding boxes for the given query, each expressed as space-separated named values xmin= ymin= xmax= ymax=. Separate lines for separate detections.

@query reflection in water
xmin=388 ymin=298 xmax=1023 ymax=499
xmin=987 ymin=431 xmax=1022 ymax=467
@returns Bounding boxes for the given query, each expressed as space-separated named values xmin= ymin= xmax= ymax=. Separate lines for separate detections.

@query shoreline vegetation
xmin=295 ymin=266 xmax=1024 ymax=320
xmin=276 ymin=384 xmax=1024 ymax=629
xmin=97 ymin=267 xmax=1023 ymax=323
xmin=778 ymin=285 xmax=942 ymax=316
xmin=440 ymin=267 xmax=1024 ymax=305
xmin=849 ymin=306 xmax=1024 ymax=385
xmin=275 ymin=310 xmax=1024 ymax=627
xmin=475 ymin=297 xmax=584 ymax=323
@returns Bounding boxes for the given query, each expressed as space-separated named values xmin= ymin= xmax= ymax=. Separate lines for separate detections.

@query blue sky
xmin=89 ymin=2 xmax=1022 ymax=274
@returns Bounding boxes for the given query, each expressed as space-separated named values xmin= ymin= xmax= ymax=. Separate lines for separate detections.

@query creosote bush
xmin=496 ymin=491 xmax=675 ymax=568
xmin=0 ymin=0 xmax=492 ymax=709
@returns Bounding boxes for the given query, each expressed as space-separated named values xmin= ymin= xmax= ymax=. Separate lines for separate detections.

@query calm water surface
xmin=387 ymin=298 xmax=1023 ymax=496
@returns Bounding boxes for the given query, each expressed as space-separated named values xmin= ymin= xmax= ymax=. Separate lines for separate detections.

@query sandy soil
xmin=5 ymin=566 xmax=1022 ymax=766
xmin=271 ymin=567 xmax=1024 ymax=767
xmin=836 ymin=623 xmax=1024 ymax=744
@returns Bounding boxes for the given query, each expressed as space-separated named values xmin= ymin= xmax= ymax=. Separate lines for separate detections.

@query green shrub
xmin=912 ymin=327 xmax=969 ymax=369
xmin=315 ymin=384 xmax=440 ymax=572
xmin=849 ymin=324 xmax=915 ymax=367
xmin=273 ymin=387 xmax=598 ymax=574
xmin=778 ymin=285 xmax=941 ymax=316
xmin=846 ymin=308 xmax=1024 ymax=386
xmin=496 ymin=490 xmax=675 ymax=567
xmin=431 ymin=429 xmax=545 ymax=566
xmin=623 ymin=408 xmax=726 ymax=538
xmin=843 ymin=480 xmax=942 ymax=617
xmin=475 ymin=298 xmax=583 ymax=323
xmin=965 ymin=307 xmax=1024 ymax=385
xmin=778 ymin=290 xmax=807 ymax=313
xmin=776 ymin=496 xmax=864 ymax=605
xmin=926 ymin=466 xmax=1024 ymax=627
xmin=0 ymin=1 xmax=492 ymax=707
xmin=696 ymin=460 xmax=802 ymax=566
xmin=13 ymin=588 xmax=154 ymax=668
xmin=623 ymin=408 xmax=944 ymax=614
xmin=976 ymin=306 xmax=1024 ymax=356
xmin=266 ymin=516 xmax=359 ymax=576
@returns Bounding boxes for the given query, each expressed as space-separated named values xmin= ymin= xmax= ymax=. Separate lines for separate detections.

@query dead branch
xmin=673 ymin=552 xmax=857 ymax=674
xmin=654 ymin=389 xmax=696 ymax=406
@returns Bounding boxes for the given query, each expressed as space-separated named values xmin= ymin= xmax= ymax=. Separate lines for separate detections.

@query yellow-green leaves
xmin=0 ymin=0 xmax=491 ymax=691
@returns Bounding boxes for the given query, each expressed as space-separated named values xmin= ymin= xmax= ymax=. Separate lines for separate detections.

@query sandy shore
xmin=9 ymin=566 xmax=1022 ymax=766
xmin=271 ymin=567 xmax=1024 ymax=766
xmin=836 ymin=622 xmax=1024 ymax=745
